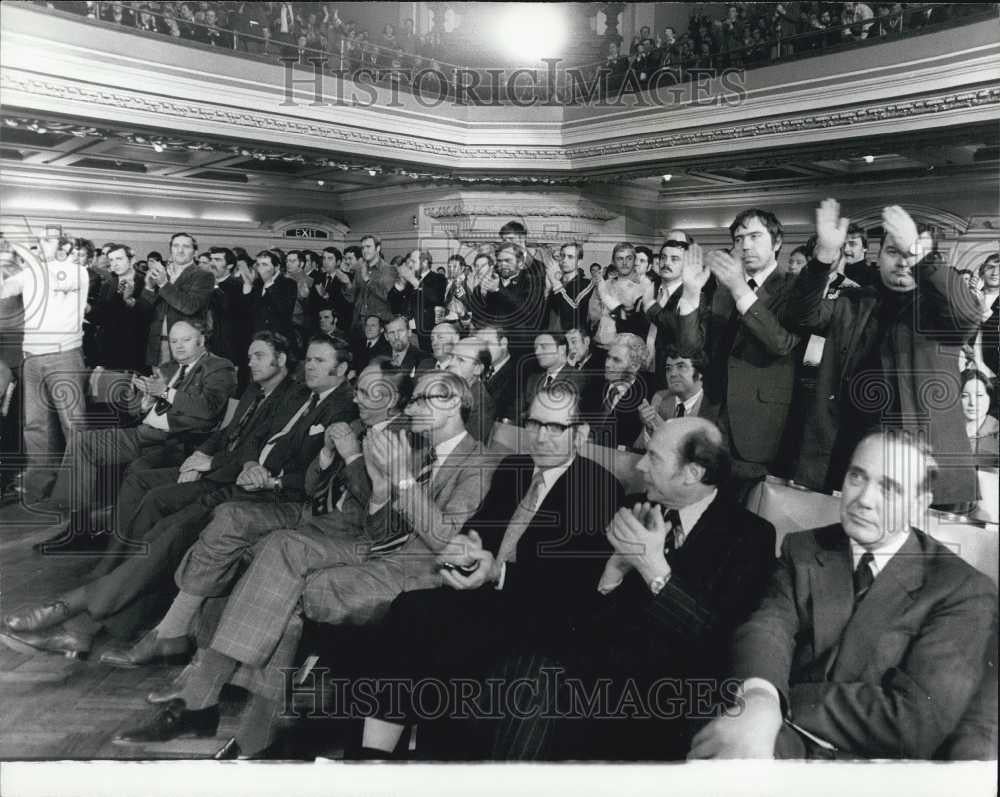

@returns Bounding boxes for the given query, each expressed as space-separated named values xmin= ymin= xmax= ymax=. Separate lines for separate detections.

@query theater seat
xmin=746 ymin=476 xmax=999 ymax=584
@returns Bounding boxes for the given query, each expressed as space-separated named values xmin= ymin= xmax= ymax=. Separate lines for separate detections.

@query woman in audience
xmin=962 ymin=369 xmax=999 ymax=458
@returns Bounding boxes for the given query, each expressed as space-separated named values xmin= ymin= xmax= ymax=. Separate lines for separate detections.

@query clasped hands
xmin=600 ymin=502 xmax=671 ymax=590
xmin=435 ymin=530 xmax=499 ymax=590
xmin=132 ymin=368 xmax=168 ymax=399
xmin=236 ymin=462 xmax=278 ymax=492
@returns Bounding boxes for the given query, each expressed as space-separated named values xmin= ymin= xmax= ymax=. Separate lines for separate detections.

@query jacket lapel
xmin=830 ymin=530 xmax=923 ymax=681
xmin=809 ymin=529 xmax=855 ymax=666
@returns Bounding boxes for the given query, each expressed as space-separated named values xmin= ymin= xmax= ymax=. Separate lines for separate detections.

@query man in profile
xmin=690 ymin=429 xmax=997 ymax=760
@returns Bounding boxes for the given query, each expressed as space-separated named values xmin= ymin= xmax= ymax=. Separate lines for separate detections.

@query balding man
xmin=444 ymin=335 xmax=497 ymax=444
xmin=420 ymin=322 xmax=460 ymax=371
xmin=460 ymin=417 xmax=775 ymax=760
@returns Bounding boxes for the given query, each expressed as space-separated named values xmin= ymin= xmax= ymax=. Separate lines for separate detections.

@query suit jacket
xmin=389 ymin=270 xmax=447 ymax=339
xmin=370 ymin=433 xmax=496 ymax=577
xmin=207 ymin=276 xmax=250 ymax=367
xmin=151 ymin=352 xmax=235 ymax=438
xmin=90 ymin=271 xmax=156 ymax=372
xmin=245 ymin=275 xmax=297 ymax=341
xmin=261 ymin=379 xmax=359 ymax=499
xmin=465 ymin=377 xmax=497 ymax=444
xmin=353 ymin=335 xmax=391 ymax=371
xmin=470 ymin=454 xmax=624 ymax=629
xmin=519 ymin=365 xmax=590 ymax=423
xmin=200 ymin=375 xmax=303 ymax=484
xmin=787 ymin=257 xmax=980 ymax=504
xmin=302 ymin=449 xmax=372 ymax=538
xmin=731 ymin=524 xmax=997 ymax=758
xmin=143 ymin=264 xmax=216 ymax=366
xmin=467 ymin=264 xmax=548 ymax=349
xmin=677 ymin=270 xmax=799 ymax=465
xmin=581 ymin=374 xmax=653 ymax=449
xmin=308 ymin=271 xmax=354 ymax=332
xmin=387 ymin=346 xmax=428 ymax=376
xmin=485 ymin=357 xmax=519 ymax=422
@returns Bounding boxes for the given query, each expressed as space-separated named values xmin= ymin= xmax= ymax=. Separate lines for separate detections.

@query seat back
xmin=747 ymin=476 xmax=999 ymax=584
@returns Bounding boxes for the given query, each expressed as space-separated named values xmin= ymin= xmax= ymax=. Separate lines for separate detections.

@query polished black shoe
xmin=0 ymin=626 xmax=92 ymax=658
xmin=113 ymin=699 xmax=219 ymax=744
xmin=4 ymin=599 xmax=76 ymax=633
xmin=100 ymin=630 xmax=191 ymax=668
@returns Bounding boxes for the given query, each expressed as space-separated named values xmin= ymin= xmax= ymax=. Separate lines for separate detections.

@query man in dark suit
xmin=239 ymin=250 xmax=297 ymax=343
xmin=110 ymin=371 xmax=493 ymax=754
xmin=205 ymin=247 xmax=248 ymax=377
xmin=0 ymin=337 xmax=355 ymax=657
xmin=581 ymin=332 xmax=652 ymax=449
xmin=565 ymin=325 xmax=605 ymax=374
xmin=518 ymin=331 xmax=589 ymax=423
xmin=144 ymin=232 xmax=215 ymax=367
xmin=353 ymin=314 xmax=391 ymax=371
xmin=384 ymin=315 xmax=427 ymax=376
xmin=90 ymin=242 xmax=156 ymax=373
xmin=483 ymin=416 xmax=775 ymax=761
xmin=467 ymin=243 xmax=547 ymax=357
xmin=44 ymin=319 xmax=234 ymax=524
xmin=676 ymin=210 xmax=800 ymax=484
xmin=356 ymin=384 xmax=623 ymax=759
xmin=308 ymin=246 xmax=354 ymax=333
xmin=636 ymin=347 xmax=718 ymax=449
xmin=690 ymin=430 xmax=997 ymax=760
xmin=419 ymin=322 xmax=459 ymax=372
xmin=477 ymin=324 xmax=519 ymax=422
xmin=786 ymin=200 xmax=981 ymax=507
xmin=389 ymin=249 xmax=447 ymax=351
xmin=444 ymin=335 xmax=497 ymax=444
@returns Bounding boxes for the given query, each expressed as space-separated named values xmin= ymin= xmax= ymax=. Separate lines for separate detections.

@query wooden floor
xmin=0 ymin=502 xmax=351 ymax=761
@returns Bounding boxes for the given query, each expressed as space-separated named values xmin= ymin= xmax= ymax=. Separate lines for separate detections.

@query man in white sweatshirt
xmin=0 ymin=233 xmax=88 ymax=504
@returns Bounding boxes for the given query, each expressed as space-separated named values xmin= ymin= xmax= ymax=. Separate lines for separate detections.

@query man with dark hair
xmin=390 ymin=249 xmax=447 ymax=351
xmin=646 ymin=231 xmax=703 ymax=388
xmin=841 ymin=223 xmax=878 ymax=287
xmin=589 ymin=242 xmax=654 ymax=342
xmin=1 ymin=336 xmax=356 ymax=658
xmin=308 ymin=246 xmax=354 ymax=331
xmin=496 ymin=221 xmax=549 ymax=338
xmin=144 ymin=232 xmax=215 ymax=366
xmin=565 ymin=325 xmax=604 ymax=373
xmin=477 ymin=324 xmax=518 ymax=422
xmin=547 ymin=242 xmax=594 ymax=331
xmin=90 ymin=242 xmax=156 ymax=372
xmin=358 ymin=384 xmax=623 ymax=759
xmin=238 ymin=250 xmax=297 ymax=343
xmin=520 ymin=331 xmax=589 ymax=422
xmin=969 ymin=253 xmax=999 ymax=380
xmin=638 ymin=347 xmax=717 ymax=449
xmin=785 ymin=200 xmax=980 ymax=507
xmin=468 ymin=242 xmax=547 ymax=355
xmin=205 ymin=247 xmax=247 ymax=372
xmin=474 ymin=416 xmax=774 ymax=761
xmin=353 ymin=314 xmax=390 ymax=370
xmin=112 ymin=369 xmax=492 ymax=754
xmin=444 ymin=335 xmax=497 ymax=444
xmin=677 ymin=209 xmax=799 ymax=486
xmin=352 ymin=235 xmax=398 ymax=333
xmin=691 ymin=430 xmax=995 ymax=760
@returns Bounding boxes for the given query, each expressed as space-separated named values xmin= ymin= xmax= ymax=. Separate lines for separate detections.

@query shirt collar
xmin=850 ymin=529 xmax=911 ymax=574
xmin=675 ymin=388 xmax=703 ymax=415
xmin=176 ymin=351 xmax=206 ymax=371
xmin=746 ymin=260 xmax=778 ymax=290
xmin=433 ymin=430 xmax=467 ymax=462
xmin=492 ymin=354 xmax=511 ymax=373
xmin=676 ymin=487 xmax=718 ymax=544
xmin=312 ymin=383 xmax=339 ymax=404
xmin=262 ymin=274 xmax=279 ymax=290
xmin=531 ymin=456 xmax=576 ymax=492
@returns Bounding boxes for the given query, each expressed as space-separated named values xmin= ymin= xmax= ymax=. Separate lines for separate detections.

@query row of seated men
xmin=0 ymin=325 xmax=995 ymax=760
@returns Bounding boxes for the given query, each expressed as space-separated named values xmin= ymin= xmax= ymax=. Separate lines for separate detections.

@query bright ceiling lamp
xmin=496 ymin=4 xmax=567 ymax=60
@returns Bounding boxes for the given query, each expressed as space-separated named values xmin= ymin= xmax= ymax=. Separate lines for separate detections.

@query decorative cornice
xmin=3 ymin=69 xmax=997 ymax=174
xmin=423 ymin=200 xmax=617 ymax=221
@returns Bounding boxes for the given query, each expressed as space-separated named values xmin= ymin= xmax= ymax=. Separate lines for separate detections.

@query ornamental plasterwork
xmin=423 ymin=201 xmax=617 ymax=221
xmin=3 ymin=70 xmax=998 ymax=170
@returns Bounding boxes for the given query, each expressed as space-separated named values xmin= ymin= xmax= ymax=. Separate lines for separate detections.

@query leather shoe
xmin=0 ymin=626 xmax=91 ymax=658
xmin=113 ymin=699 xmax=219 ymax=744
xmin=147 ymin=660 xmax=196 ymax=704
xmin=100 ymin=630 xmax=191 ymax=668
xmin=4 ymin=599 xmax=76 ymax=632
xmin=212 ymin=737 xmax=243 ymax=760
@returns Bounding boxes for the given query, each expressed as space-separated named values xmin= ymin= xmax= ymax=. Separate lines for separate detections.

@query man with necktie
xmin=581 ymin=331 xmax=652 ymax=449
xmin=676 ymin=209 xmax=799 ymax=488
xmin=476 ymin=417 xmax=774 ymax=761
xmin=519 ymin=331 xmax=589 ymax=423
xmin=41 ymin=318 xmax=234 ymax=531
xmin=636 ymin=347 xmax=718 ymax=450
xmin=0 ymin=337 xmax=355 ymax=658
xmin=355 ymin=384 xmax=623 ymax=759
xmin=690 ymin=429 xmax=997 ymax=760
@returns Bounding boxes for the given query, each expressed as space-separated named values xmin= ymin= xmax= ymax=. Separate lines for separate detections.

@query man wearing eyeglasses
xmin=356 ymin=385 xmax=624 ymax=759
xmin=111 ymin=371 xmax=492 ymax=753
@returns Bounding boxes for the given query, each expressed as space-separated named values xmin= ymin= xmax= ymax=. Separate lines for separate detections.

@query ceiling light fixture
xmin=662 ymin=174 xmax=672 ymax=182
xmin=863 ymin=155 xmax=875 ymax=163
xmin=316 ymin=179 xmax=325 ymax=186
xmin=152 ymin=142 xmax=164 ymax=153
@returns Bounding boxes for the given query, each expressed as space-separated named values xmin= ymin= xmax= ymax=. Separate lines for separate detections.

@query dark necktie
xmin=154 ymin=364 xmax=187 ymax=415
xmin=747 ymin=277 xmax=758 ymax=292
xmin=663 ymin=508 xmax=683 ymax=556
xmin=853 ymin=552 xmax=875 ymax=602
xmin=226 ymin=392 xmax=265 ymax=452
xmin=674 ymin=401 xmax=686 ymax=418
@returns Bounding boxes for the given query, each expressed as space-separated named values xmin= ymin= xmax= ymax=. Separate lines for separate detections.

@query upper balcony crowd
xmin=22 ymin=1 xmax=999 ymax=101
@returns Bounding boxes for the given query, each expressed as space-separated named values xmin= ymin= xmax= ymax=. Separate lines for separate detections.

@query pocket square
xmin=309 ymin=424 xmax=325 ymax=435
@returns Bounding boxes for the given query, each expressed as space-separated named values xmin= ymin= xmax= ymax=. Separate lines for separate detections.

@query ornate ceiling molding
xmin=4 ymin=69 xmax=998 ymax=175
xmin=424 ymin=199 xmax=617 ymax=221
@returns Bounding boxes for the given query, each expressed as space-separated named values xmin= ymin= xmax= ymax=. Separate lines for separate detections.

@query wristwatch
xmin=396 ymin=477 xmax=417 ymax=491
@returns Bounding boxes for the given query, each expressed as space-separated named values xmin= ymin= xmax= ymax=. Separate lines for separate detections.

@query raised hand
xmin=437 ymin=530 xmax=497 ymax=590
xmin=814 ymin=198 xmax=850 ymax=266
xmin=882 ymin=205 xmax=919 ymax=255
xmin=325 ymin=421 xmax=361 ymax=460
xmin=638 ymin=398 xmax=663 ymax=431
xmin=706 ymin=250 xmax=747 ymax=297
xmin=680 ymin=243 xmax=709 ymax=298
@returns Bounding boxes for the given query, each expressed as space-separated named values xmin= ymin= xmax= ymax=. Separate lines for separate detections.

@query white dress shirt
xmin=142 ymin=352 xmax=206 ymax=431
